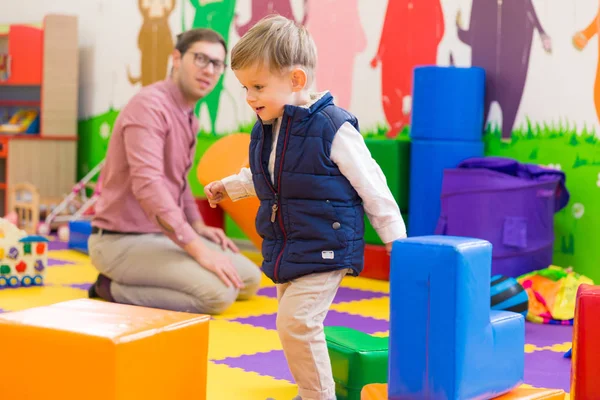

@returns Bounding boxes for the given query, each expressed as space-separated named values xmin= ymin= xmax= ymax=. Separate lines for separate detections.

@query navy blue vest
xmin=249 ymin=93 xmax=365 ymax=283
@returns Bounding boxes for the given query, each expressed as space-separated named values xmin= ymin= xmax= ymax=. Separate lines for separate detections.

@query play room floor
xmin=0 ymin=239 xmax=573 ymax=399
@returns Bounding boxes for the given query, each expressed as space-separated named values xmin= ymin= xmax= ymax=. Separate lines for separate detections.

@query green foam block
xmin=363 ymin=137 xmax=410 ymax=245
xmin=325 ymin=326 xmax=389 ymax=400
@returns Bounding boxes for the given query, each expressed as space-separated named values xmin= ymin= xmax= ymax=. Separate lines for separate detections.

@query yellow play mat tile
xmin=341 ymin=275 xmax=390 ymax=293
xmin=45 ymin=263 xmax=98 ymax=285
xmin=47 ymin=249 xmax=91 ymax=264
xmin=0 ymin=286 xmax=87 ymax=312
xmin=208 ymin=320 xmax=282 ymax=360
xmin=207 ymin=362 xmax=297 ymax=400
xmin=212 ymin=294 xmax=279 ymax=320
xmin=331 ymin=297 xmax=390 ymax=321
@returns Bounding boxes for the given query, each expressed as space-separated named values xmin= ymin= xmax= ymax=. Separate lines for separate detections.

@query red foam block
xmin=195 ymin=198 xmax=224 ymax=230
xmin=360 ymin=244 xmax=390 ymax=281
xmin=570 ymin=284 xmax=600 ymax=398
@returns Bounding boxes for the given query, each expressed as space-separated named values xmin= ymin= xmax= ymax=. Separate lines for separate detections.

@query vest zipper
xmin=260 ymin=117 xmax=292 ymax=282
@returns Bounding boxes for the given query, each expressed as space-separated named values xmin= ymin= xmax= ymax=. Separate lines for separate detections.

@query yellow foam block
xmin=360 ymin=385 xmax=565 ymax=400
xmin=493 ymin=387 xmax=566 ymax=399
xmin=0 ymin=299 xmax=210 ymax=400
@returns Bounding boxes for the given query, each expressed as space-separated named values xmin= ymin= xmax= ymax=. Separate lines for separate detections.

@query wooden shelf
xmin=0 ymin=15 xmax=78 ymax=216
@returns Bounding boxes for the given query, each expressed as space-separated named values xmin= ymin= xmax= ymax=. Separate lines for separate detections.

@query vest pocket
xmin=285 ymin=199 xmax=348 ymax=264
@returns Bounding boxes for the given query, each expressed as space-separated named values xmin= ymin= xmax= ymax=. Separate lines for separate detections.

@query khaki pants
xmin=277 ymin=269 xmax=349 ymax=400
xmin=88 ymin=232 xmax=262 ymax=314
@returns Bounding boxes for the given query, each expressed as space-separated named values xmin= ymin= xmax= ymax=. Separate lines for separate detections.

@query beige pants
xmin=277 ymin=269 xmax=349 ymax=400
xmin=88 ymin=232 xmax=262 ymax=314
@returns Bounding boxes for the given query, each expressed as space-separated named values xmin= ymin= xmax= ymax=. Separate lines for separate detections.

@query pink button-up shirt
xmin=93 ymin=79 xmax=202 ymax=247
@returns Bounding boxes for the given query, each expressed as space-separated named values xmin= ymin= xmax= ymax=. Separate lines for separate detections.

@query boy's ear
xmin=290 ymin=68 xmax=308 ymax=92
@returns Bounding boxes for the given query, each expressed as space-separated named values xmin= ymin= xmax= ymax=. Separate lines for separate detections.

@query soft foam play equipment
xmin=410 ymin=66 xmax=486 ymax=142
xmin=389 ymin=236 xmax=524 ymax=399
xmin=196 ymin=133 xmax=261 ymax=249
xmin=570 ymin=284 xmax=600 ymax=398
xmin=360 ymin=384 xmax=564 ymax=400
xmin=490 ymin=274 xmax=530 ymax=318
xmin=325 ymin=326 xmax=388 ymax=400
xmin=0 ymin=299 xmax=210 ymax=399
xmin=361 ymin=244 xmax=390 ymax=281
xmin=408 ymin=139 xmax=484 ymax=236
xmin=435 ymin=157 xmax=569 ymax=277
xmin=195 ymin=197 xmax=225 ymax=230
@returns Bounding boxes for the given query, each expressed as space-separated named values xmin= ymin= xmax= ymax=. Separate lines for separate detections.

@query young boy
xmin=204 ymin=15 xmax=406 ymax=400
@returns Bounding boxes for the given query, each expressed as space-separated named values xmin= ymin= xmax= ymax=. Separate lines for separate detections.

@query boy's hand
xmin=385 ymin=242 xmax=393 ymax=254
xmin=204 ymin=181 xmax=229 ymax=208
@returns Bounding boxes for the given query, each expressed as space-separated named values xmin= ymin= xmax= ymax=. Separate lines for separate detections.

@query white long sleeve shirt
xmin=221 ymin=94 xmax=407 ymax=244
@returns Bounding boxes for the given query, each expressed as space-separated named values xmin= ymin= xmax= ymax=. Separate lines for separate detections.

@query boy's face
xmin=234 ymin=63 xmax=295 ymax=122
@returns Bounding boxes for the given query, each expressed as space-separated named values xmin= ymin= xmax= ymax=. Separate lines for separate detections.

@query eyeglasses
xmin=190 ymin=52 xmax=226 ymax=74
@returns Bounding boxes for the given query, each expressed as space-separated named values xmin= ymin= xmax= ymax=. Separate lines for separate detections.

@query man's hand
xmin=184 ymin=237 xmax=244 ymax=289
xmin=197 ymin=248 xmax=244 ymax=289
xmin=204 ymin=181 xmax=229 ymax=208
xmin=195 ymin=224 xmax=240 ymax=253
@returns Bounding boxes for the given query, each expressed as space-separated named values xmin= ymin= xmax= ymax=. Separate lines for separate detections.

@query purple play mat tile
xmin=524 ymin=350 xmax=571 ymax=392
xmin=66 ymin=283 xmax=92 ymax=290
xmin=48 ymin=258 xmax=74 ymax=267
xmin=214 ymin=350 xmax=294 ymax=383
xmin=48 ymin=240 xmax=69 ymax=251
xmin=0 ymin=308 xmax=5 ymax=313
xmin=256 ymin=286 xmax=386 ymax=304
xmin=525 ymin=323 xmax=573 ymax=347
xmin=233 ymin=310 xmax=388 ymax=335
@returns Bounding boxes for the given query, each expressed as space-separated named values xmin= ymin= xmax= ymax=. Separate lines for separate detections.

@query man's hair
xmin=231 ymin=15 xmax=317 ymax=82
xmin=175 ymin=28 xmax=227 ymax=56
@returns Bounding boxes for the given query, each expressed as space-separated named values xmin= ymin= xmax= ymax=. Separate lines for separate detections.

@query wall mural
xmin=370 ymin=0 xmax=445 ymax=138
xmin=456 ymin=0 xmax=552 ymax=139
xmin=189 ymin=0 xmax=237 ymax=134
xmin=127 ymin=0 xmax=176 ymax=87
xmin=306 ymin=0 xmax=366 ymax=110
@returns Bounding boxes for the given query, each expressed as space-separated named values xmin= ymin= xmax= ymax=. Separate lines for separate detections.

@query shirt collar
xmin=165 ymin=78 xmax=195 ymax=116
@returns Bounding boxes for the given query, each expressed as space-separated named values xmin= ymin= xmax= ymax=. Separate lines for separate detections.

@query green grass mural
xmin=484 ymin=120 xmax=600 ymax=282
xmin=77 ymin=108 xmax=120 ymax=181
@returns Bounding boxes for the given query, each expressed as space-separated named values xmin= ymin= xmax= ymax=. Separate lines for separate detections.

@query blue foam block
xmin=410 ymin=66 xmax=485 ymax=141
xmin=408 ymin=139 xmax=484 ymax=237
xmin=68 ymin=220 xmax=92 ymax=253
xmin=388 ymin=236 xmax=524 ymax=399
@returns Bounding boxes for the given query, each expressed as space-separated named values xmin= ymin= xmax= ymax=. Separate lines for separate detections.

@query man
xmin=88 ymin=28 xmax=262 ymax=314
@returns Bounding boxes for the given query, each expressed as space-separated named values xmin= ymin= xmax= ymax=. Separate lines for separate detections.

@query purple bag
xmin=435 ymin=157 xmax=569 ymax=277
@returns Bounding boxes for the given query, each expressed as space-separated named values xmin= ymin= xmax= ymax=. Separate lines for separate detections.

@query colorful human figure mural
xmin=190 ymin=0 xmax=236 ymax=134
xmin=370 ymin=0 xmax=445 ymax=139
xmin=235 ymin=0 xmax=307 ymax=38
xmin=573 ymin=10 xmax=600 ymax=124
xmin=306 ymin=0 xmax=366 ymax=109
xmin=127 ymin=0 xmax=176 ymax=87
xmin=456 ymin=0 xmax=552 ymax=139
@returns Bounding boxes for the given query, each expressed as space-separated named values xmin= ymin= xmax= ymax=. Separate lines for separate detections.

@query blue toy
xmin=389 ymin=235 xmax=524 ymax=399
xmin=490 ymin=274 xmax=529 ymax=318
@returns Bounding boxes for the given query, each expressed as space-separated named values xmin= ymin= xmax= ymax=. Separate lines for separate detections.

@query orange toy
xmin=573 ymin=12 xmax=600 ymax=124
xmin=197 ymin=133 xmax=262 ymax=249
xmin=361 ymin=383 xmax=387 ymax=399
xmin=0 ymin=299 xmax=210 ymax=400
xmin=360 ymin=384 xmax=564 ymax=400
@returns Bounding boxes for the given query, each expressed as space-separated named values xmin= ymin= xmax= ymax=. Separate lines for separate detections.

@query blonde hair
xmin=231 ymin=15 xmax=317 ymax=83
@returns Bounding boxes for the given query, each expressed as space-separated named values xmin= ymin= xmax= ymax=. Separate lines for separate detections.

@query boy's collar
xmin=262 ymin=91 xmax=333 ymax=125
